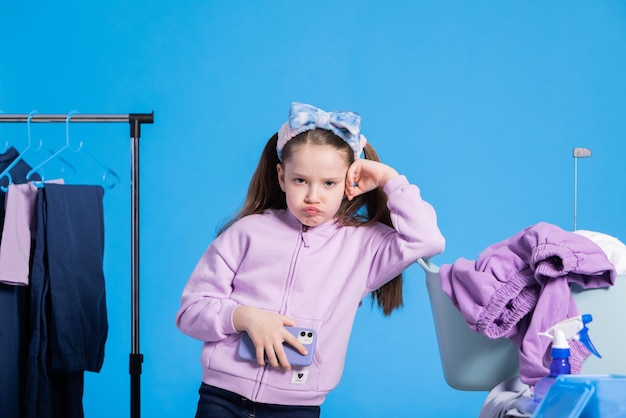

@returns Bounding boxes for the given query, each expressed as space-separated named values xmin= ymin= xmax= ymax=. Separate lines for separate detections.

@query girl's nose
xmin=305 ymin=186 xmax=319 ymax=202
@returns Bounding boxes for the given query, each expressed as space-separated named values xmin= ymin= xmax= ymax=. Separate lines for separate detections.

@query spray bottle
xmin=533 ymin=314 xmax=601 ymax=404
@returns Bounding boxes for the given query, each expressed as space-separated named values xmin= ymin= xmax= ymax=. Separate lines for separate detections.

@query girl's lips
xmin=303 ymin=207 xmax=321 ymax=215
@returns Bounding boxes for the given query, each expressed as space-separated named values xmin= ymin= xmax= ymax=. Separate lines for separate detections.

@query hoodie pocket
xmin=262 ymin=318 xmax=341 ymax=393
xmin=203 ymin=334 xmax=259 ymax=377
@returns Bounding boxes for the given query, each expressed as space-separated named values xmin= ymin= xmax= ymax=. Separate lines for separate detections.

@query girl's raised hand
xmin=344 ymin=159 xmax=399 ymax=201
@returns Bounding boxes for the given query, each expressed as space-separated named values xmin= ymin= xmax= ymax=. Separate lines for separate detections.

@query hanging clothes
xmin=0 ymin=146 xmax=42 ymax=418
xmin=0 ymin=146 xmax=41 ymax=231
xmin=0 ymin=180 xmax=63 ymax=286
xmin=24 ymin=183 xmax=108 ymax=418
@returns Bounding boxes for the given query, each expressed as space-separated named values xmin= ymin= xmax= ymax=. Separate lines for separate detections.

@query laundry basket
xmin=417 ymin=258 xmax=626 ymax=392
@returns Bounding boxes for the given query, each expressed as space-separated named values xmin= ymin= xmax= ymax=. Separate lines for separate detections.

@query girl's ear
xmin=276 ymin=163 xmax=286 ymax=192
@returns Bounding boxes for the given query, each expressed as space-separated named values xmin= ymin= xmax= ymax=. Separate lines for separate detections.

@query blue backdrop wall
xmin=2 ymin=1 xmax=625 ymax=417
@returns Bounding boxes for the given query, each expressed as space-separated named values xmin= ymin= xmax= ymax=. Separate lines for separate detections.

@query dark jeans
xmin=24 ymin=184 xmax=107 ymax=418
xmin=196 ymin=383 xmax=321 ymax=418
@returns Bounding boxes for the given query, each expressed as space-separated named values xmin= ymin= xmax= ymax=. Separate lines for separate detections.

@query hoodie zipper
xmin=251 ymin=224 xmax=308 ymax=400
xmin=280 ymin=224 xmax=308 ymax=314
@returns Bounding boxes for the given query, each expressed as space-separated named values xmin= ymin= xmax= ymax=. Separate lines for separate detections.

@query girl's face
xmin=277 ymin=142 xmax=350 ymax=227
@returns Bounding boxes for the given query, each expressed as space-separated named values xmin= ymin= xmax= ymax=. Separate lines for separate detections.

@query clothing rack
xmin=0 ymin=112 xmax=154 ymax=418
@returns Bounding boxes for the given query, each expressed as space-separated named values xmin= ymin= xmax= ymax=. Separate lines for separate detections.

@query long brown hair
xmin=220 ymin=129 xmax=403 ymax=315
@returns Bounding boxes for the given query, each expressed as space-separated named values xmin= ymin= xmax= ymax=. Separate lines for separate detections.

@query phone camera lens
xmin=300 ymin=331 xmax=306 ymax=337
xmin=307 ymin=332 xmax=313 ymax=338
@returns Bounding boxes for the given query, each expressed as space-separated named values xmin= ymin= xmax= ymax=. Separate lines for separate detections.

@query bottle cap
xmin=552 ymin=329 xmax=569 ymax=349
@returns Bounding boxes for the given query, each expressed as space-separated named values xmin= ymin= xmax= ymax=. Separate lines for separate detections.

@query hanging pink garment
xmin=0 ymin=180 xmax=63 ymax=286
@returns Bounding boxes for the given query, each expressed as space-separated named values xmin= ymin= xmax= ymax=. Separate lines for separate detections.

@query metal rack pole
xmin=129 ymin=115 xmax=145 ymax=418
xmin=0 ymin=111 xmax=154 ymax=418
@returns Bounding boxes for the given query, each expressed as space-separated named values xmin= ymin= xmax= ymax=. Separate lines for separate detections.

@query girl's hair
xmin=219 ymin=128 xmax=403 ymax=315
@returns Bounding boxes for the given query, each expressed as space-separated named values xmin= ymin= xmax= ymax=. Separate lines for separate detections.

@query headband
xmin=276 ymin=102 xmax=367 ymax=161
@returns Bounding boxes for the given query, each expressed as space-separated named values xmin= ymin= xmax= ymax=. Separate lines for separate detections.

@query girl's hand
xmin=344 ymin=159 xmax=399 ymax=201
xmin=233 ymin=306 xmax=307 ymax=370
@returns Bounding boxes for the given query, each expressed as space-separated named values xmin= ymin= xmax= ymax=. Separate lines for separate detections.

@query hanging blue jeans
xmin=195 ymin=383 xmax=321 ymax=418
xmin=25 ymin=184 xmax=108 ymax=418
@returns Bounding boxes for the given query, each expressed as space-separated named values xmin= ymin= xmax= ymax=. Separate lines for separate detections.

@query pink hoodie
xmin=176 ymin=175 xmax=445 ymax=406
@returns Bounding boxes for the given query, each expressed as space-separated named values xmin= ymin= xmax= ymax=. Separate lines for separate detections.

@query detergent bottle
xmin=533 ymin=314 xmax=601 ymax=405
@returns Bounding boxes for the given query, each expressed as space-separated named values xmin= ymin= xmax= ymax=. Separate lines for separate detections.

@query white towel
xmin=574 ymin=230 xmax=626 ymax=274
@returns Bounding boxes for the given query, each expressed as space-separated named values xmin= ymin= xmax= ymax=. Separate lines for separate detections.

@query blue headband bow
xmin=276 ymin=102 xmax=366 ymax=161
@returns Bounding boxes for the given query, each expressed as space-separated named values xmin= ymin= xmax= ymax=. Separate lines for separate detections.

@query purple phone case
xmin=237 ymin=326 xmax=316 ymax=367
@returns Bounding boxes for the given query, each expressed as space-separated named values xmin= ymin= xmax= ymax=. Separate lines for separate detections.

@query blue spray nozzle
xmin=579 ymin=315 xmax=602 ymax=358
xmin=539 ymin=314 xmax=601 ymax=359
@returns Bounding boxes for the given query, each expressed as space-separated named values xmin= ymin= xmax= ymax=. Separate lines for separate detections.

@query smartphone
xmin=237 ymin=326 xmax=317 ymax=367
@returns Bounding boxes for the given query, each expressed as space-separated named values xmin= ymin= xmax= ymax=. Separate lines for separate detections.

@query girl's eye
xmin=295 ymin=178 xmax=306 ymax=184
xmin=325 ymin=181 xmax=336 ymax=187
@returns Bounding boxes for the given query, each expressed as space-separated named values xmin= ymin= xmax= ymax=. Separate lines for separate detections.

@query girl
xmin=176 ymin=102 xmax=445 ymax=417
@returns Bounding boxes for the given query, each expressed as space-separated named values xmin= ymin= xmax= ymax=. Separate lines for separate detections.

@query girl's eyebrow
xmin=289 ymin=171 xmax=344 ymax=182
xmin=289 ymin=171 xmax=307 ymax=178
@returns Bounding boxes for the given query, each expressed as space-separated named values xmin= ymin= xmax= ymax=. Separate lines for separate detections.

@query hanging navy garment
xmin=25 ymin=184 xmax=108 ymax=418
xmin=0 ymin=146 xmax=42 ymax=418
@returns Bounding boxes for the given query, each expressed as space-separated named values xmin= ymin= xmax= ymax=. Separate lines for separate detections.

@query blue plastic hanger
xmin=71 ymin=142 xmax=120 ymax=190
xmin=0 ymin=110 xmax=41 ymax=192
xmin=26 ymin=110 xmax=119 ymax=189
xmin=37 ymin=144 xmax=78 ymax=182
xmin=27 ymin=110 xmax=78 ymax=187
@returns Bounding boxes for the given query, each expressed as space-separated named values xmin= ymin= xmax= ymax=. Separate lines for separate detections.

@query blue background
xmin=2 ymin=1 xmax=625 ymax=417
